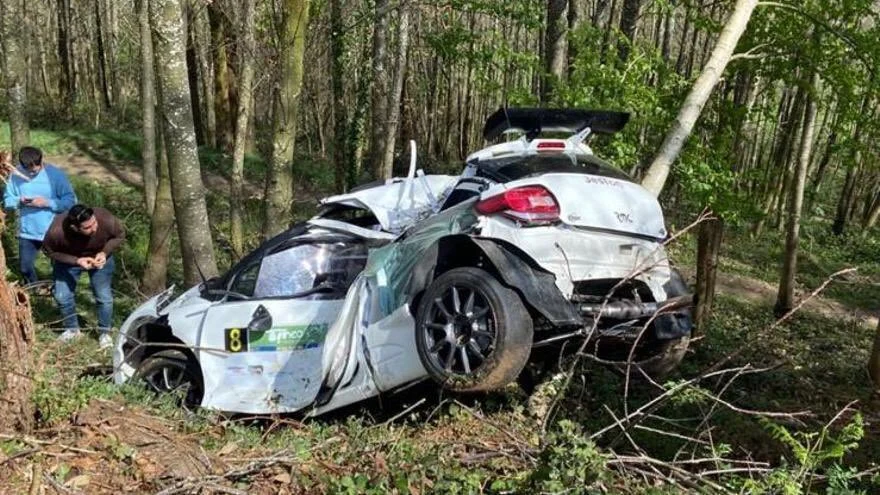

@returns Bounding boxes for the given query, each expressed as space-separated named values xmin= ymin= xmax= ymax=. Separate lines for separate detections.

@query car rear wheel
xmin=415 ymin=267 xmax=533 ymax=392
xmin=133 ymin=350 xmax=203 ymax=408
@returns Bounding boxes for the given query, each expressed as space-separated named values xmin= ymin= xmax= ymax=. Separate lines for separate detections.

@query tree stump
xmin=0 ymin=154 xmax=36 ymax=433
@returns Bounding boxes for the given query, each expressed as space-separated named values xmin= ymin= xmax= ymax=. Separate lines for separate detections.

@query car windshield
xmin=475 ymin=154 xmax=633 ymax=183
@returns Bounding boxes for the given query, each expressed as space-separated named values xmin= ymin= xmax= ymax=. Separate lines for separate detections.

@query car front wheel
xmin=133 ymin=350 xmax=203 ymax=408
xmin=415 ymin=267 xmax=533 ymax=392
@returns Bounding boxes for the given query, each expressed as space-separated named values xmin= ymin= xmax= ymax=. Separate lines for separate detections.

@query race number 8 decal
xmin=225 ymin=328 xmax=248 ymax=352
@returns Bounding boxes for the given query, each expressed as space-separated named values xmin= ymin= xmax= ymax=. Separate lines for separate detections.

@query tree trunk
xmin=2 ymin=0 xmax=31 ymax=152
xmin=0 ymin=208 xmax=36 ymax=434
xmin=262 ymin=0 xmax=310 ymax=239
xmin=617 ymin=0 xmax=644 ymax=62
xmin=57 ymin=0 xmax=76 ymax=105
xmin=380 ymin=5 xmax=410 ymax=179
xmin=369 ymin=0 xmax=390 ymax=179
xmin=139 ymin=0 xmax=158 ymax=216
xmin=693 ymin=217 xmax=724 ymax=334
xmin=94 ymin=0 xmax=112 ymax=109
xmin=330 ymin=0 xmax=348 ymax=191
xmin=208 ymin=1 xmax=234 ymax=152
xmin=870 ymin=318 xmax=880 ymax=392
xmin=567 ymin=0 xmax=583 ymax=77
xmin=150 ymin=0 xmax=219 ymax=286
xmin=542 ymin=0 xmax=567 ymax=103
xmin=775 ymin=74 xmax=819 ymax=316
xmin=185 ymin=5 xmax=206 ymax=147
xmin=230 ymin=0 xmax=255 ymax=257
xmin=641 ymin=0 xmax=759 ymax=197
xmin=140 ymin=130 xmax=175 ymax=295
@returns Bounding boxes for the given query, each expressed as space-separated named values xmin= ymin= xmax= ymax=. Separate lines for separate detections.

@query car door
xmin=197 ymin=242 xmax=360 ymax=414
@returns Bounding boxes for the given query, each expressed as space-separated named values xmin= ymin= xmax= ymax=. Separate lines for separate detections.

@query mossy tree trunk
xmin=0 ymin=209 xmax=36 ymax=434
xmin=871 ymin=318 xmax=880 ymax=392
xmin=2 ymin=0 xmax=31 ymax=152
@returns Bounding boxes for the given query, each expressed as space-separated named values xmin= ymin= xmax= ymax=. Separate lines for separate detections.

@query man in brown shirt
xmin=43 ymin=204 xmax=125 ymax=348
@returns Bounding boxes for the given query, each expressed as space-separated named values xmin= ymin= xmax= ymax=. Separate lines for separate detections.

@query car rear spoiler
xmin=482 ymin=107 xmax=630 ymax=141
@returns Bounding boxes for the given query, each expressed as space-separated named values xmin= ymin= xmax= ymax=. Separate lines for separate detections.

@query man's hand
xmin=93 ymin=252 xmax=107 ymax=269
xmin=29 ymin=196 xmax=49 ymax=208
xmin=76 ymin=257 xmax=95 ymax=270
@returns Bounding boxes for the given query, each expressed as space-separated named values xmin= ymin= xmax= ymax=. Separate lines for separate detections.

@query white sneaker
xmin=99 ymin=334 xmax=113 ymax=350
xmin=59 ymin=329 xmax=82 ymax=342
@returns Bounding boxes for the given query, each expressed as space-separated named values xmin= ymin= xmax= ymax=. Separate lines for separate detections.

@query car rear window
xmin=476 ymin=154 xmax=633 ymax=183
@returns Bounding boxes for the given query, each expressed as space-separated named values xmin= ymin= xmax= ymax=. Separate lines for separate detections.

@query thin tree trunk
xmin=369 ymin=0 xmax=390 ymax=179
xmin=641 ymin=0 xmax=760 ymax=196
xmin=185 ymin=5 xmax=206 ymax=147
xmin=141 ymin=130 xmax=175 ymax=295
xmin=262 ymin=0 xmax=310 ymax=239
xmin=775 ymin=73 xmax=819 ymax=316
xmin=870 ymin=318 xmax=880 ymax=392
xmin=693 ymin=217 xmax=724 ymax=334
xmin=139 ymin=0 xmax=158 ymax=216
xmin=543 ymin=0 xmax=568 ymax=102
xmin=57 ymin=0 xmax=75 ymax=105
xmin=2 ymin=0 xmax=31 ymax=152
xmin=208 ymin=2 xmax=234 ymax=151
xmin=381 ymin=5 xmax=410 ymax=179
xmin=94 ymin=0 xmax=112 ymax=109
xmin=617 ymin=0 xmax=644 ymax=62
xmin=230 ymin=0 xmax=255 ymax=256
xmin=150 ymin=0 xmax=219 ymax=286
xmin=330 ymin=0 xmax=348 ymax=191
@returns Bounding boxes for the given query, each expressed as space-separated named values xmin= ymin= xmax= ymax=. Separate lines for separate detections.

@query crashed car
xmin=113 ymin=108 xmax=693 ymax=415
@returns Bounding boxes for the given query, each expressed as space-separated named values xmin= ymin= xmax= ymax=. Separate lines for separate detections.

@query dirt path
xmin=681 ymin=267 xmax=879 ymax=329
xmin=46 ymin=152 xmax=262 ymax=197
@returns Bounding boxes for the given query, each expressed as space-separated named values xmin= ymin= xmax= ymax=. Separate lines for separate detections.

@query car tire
xmin=415 ymin=267 xmax=533 ymax=392
xmin=133 ymin=349 xmax=203 ymax=408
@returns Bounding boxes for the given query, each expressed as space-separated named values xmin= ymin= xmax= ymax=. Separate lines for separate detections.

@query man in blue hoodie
xmin=2 ymin=147 xmax=77 ymax=285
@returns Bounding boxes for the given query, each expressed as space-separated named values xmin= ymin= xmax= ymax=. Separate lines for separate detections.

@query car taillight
xmin=475 ymin=186 xmax=560 ymax=224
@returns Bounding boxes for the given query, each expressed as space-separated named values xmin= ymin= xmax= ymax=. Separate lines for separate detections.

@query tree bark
xmin=693 ymin=217 xmax=724 ymax=334
xmin=230 ymin=0 xmax=255 ymax=257
xmin=139 ymin=0 xmax=158 ymax=216
xmin=330 ymin=0 xmax=348 ymax=191
xmin=369 ymin=0 xmax=390 ymax=179
xmin=185 ymin=5 xmax=206 ymax=147
xmin=140 ymin=130 xmax=175 ymax=295
xmin=262 ymin=0 xmax=310 ymax=239
xmin=641 ymin=0 xmax=759 ymax=197
xmin=2 ymin=0 xmax=31 ymax=152
xmin=150 ymin=0 xmax=219 ymax=286
xmin=775 ymin=74 xmax=819 ymax=316
xmin=380 ymin=5 xmax=410 ymax=180
xmin=0 ymin=206 xmax=35 ymax=434
xmin=208 ymin=1 xmax=235 ymax=151
xmin=57 ymin=0 xmax=76 ymax=105
xmin=870 ymin=317 xmax=880 ymax=392
xmin=542 ymin=0 xmax=568 ymax=103
xmin=94 ymin=0 xmax=112 ymax=109
xmin=617 ymin=0 xmax=644 ymax=62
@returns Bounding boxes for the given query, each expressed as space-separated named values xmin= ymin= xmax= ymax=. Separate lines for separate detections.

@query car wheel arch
xmin=408 ymin=235 xmax=581 ymax=330
xmin=125 ymin=320 xmax=205 ymax=389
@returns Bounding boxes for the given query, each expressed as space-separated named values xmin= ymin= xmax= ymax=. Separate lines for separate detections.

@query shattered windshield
xmin=475 ymin=154 xmax=633 ymax=183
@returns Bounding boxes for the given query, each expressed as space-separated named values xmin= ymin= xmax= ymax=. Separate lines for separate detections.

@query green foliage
xmin=527 ymin=420 xmax=610 ymax=493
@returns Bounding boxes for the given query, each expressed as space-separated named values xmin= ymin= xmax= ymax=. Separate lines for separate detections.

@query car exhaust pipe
xmin=577 ymin=295 xmax=693 ymax=319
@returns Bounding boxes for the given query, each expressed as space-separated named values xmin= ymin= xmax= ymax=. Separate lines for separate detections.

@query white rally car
xmin=113 ymin=108 xmax=693 ymax=415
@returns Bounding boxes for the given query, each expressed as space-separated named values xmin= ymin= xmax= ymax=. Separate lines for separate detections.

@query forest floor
xmin=1 ymin=123 xmax=879 ymax=493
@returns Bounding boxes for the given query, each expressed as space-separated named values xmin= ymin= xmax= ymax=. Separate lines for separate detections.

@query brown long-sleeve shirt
xmin=42 ymin=207 xmax=125 ymax=266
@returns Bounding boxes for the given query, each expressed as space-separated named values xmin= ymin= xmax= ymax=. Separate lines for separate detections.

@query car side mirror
xmin=248 ymin=304 xmax=273 ymax=333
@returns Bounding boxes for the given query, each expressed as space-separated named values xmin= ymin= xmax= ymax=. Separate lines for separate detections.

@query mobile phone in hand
xmin=22 ymin=197 xmax=33 ymax=204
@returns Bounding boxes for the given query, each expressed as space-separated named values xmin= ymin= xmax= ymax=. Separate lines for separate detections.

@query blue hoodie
xmin=3 ymin=164 xmax=77 ymax=241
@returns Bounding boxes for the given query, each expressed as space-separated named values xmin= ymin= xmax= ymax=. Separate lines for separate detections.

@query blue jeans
xmin=53 ymin=256 xmax=115 ymax=334
xmin=19 ymin=238 xmax=43 ymax=285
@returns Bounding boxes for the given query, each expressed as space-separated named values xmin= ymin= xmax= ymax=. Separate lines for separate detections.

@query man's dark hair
xmin=67 ymin=204 xmax=95 ymax=225
xmin=18 ymin=147 xmax=43 ymax=168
